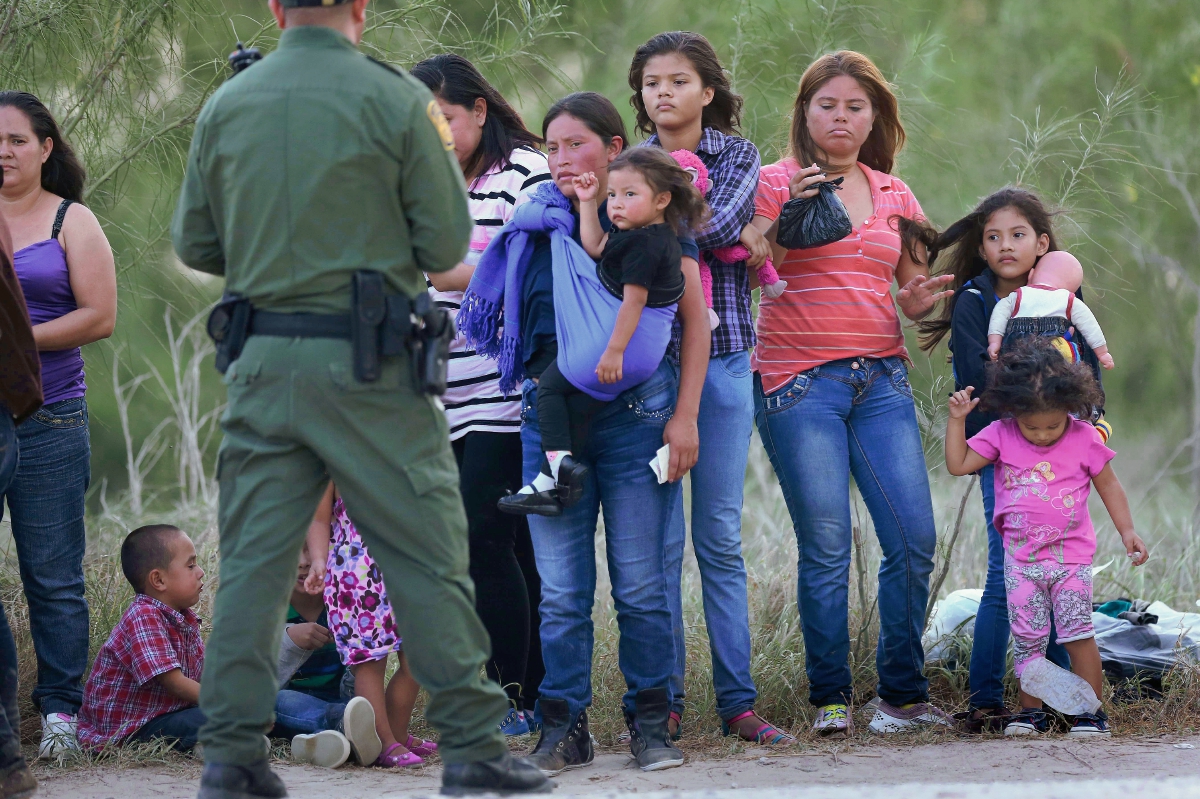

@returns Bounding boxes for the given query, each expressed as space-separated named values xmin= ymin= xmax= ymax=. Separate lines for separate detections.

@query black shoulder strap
xmin=366 ymin=56 xmax=405 ymax=78
xmin=51 ymin=199 xmax=73 ymax=240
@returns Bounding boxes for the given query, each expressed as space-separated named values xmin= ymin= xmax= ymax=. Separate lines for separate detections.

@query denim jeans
xmin=969 ymin=464 xmax=1071 ymax=709
xmin=0 ymin=409 xmax=22 ymax=769
xmin=664 ymin=350 xmax=757 ymax=721
xmin=132 ymin=706 xmax=207 ymax=751
xmin=272 ymin=689 xmax=346 ymax=738
xmin=754 ymin=357 xmax=936 ymax=708
xmin=2 ymin=397 xmax=91 ymax=716
xmin=523 ymin=360 xmax=678 ymax=719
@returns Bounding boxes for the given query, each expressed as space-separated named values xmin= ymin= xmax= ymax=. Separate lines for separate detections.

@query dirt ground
xmin=29 ymin=733 xmax=1200 ymax=798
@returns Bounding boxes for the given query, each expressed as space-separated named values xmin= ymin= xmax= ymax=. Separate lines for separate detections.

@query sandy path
xmin=31 ymin=734 xmax=1200 ymax=798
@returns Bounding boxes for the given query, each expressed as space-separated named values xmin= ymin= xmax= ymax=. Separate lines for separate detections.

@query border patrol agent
xmin=170 ymin=1 xmax=550 ymax=796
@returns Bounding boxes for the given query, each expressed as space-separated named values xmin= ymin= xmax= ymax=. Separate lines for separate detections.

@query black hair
xmin=979 ymin=337 xmax=1103 ymax=420
xmin=901 ymin=186 xmax=1060 ymax=352
xmin=409 ymin=54 xmax=543 ymax=181
xmin=541 ymin=91 xmax=628 ymax=147
xmin=627 ymin=31 xmax=743 ymax=137
xmin=0 ymin=91 xmax=86 ymax=203
xmin=608 ymin=147 xmax=711 ymax=237
xmin=121 ymin=525 xmax=183 ymax=595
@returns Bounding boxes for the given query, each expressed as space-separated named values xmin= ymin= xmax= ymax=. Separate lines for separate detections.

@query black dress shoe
xmin=441 ymin=752 xmax=553 ymax=795
xmin=553 ymin=455 xmax=589 ymax=508
xmin=497 ymin=490 xmax=563 ymax=517
xmin=197 ymin=760 xmax=288 ymax=799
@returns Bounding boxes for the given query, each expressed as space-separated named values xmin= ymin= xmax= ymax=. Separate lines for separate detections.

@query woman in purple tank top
xmin=0 ymin=92 xmax=116 ymax=756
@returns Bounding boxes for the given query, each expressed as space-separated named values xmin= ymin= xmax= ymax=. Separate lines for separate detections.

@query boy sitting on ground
xmin=78 ymin=525 xmax=207 ymax=752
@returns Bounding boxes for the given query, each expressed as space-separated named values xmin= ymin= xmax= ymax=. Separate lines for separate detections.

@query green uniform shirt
xmin=171 ymin=25 xmax=471 ymax=312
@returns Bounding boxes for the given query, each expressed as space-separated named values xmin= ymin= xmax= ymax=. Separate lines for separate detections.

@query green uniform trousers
xmin=198 ymin=335 xmax=510 ymax=765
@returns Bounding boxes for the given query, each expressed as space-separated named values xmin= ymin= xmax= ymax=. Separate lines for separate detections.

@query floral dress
xmin=324 ymin=496 xmax=402 ymax=665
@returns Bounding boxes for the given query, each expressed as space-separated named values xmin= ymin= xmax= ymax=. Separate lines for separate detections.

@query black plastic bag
xmin=775 ymin=176 xmax=852 ymax=250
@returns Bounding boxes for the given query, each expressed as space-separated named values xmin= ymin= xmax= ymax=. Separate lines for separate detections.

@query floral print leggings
xmin=324 ymin=496 xmax=403 ymax=666
xmin=1004 ymin=557 xmax=1094 ymax=677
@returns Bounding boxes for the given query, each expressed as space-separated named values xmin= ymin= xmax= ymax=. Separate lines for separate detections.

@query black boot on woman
xmin=625 ymin=687 xmax=684 ymax=772
xmin=526 ymin=699 xmax=593 ymax=776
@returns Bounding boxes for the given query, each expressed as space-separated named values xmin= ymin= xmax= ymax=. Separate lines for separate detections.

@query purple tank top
xmin=13 ymin=200 xmax=86 ymax=405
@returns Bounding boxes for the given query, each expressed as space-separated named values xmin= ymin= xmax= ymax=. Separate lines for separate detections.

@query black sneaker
xmin=498 ymin=489 xmax=563 ymax=517
xmin=625 ymin=687 xmax=684 ymax=772
xmin=441 ymin=752 xmax=553 ymax=795
xmin=1003 ymin=708 xmax=1052 ymax=737
xmin=1068 ymin=710 xmax=1111 ymax=738
xmin=196 ymin=760 xmax=288 ymax=799
xmin=526 ymin=699 xmax=593 ymax=776
xmin=553 ymin=455 xmax=588 ymax=508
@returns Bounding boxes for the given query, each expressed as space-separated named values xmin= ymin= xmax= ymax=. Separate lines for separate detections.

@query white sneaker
xmin=38 ymin=713 xmax=80 ymax=758
xmin=341 ymin=696 xmax=382 ymax=766
xmin=868 ymin=701 xmax=955 ymax=734
xmin=292 ymin=730 xmax=351 ymax=768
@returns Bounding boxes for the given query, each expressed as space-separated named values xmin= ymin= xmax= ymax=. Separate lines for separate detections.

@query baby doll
xmin=987 ymin=250 xmax=1114 ymax=369
xmin=669 ymin=150 xmax=786 ymax=330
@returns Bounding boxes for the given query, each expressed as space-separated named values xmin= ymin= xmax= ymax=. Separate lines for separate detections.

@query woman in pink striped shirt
xmin=748 ymin=51 xmax=953 ymax=738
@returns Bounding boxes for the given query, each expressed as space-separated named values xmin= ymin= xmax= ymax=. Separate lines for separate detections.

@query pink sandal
xmin=374 ymin=742 xmax=423 ymax=768
xmin=404 ymin=734 xmax=437 ymax=758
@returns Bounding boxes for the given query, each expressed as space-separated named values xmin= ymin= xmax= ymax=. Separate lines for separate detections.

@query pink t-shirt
xmin=968 ymin=418 xmax=1115 ymax=564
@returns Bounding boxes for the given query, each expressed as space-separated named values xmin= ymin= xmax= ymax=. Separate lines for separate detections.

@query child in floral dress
xmin=306 ymin=482 xmax=436 ymax=767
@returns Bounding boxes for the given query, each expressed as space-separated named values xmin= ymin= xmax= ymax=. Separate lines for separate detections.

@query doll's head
xmin=669 ymin=149 xmax=709 ymax=195
xmin=1029 ymin=250 xmax=1083 ymax=293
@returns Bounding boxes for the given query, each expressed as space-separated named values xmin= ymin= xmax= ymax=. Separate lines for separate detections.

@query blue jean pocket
xmin=30 ymin=399 xmax=87 ymax=430
xmin=887 ymin=360 xmax=914 ymax=399
xmin=627 ymin=370 xmax=676 ymax=422
xmin=759 ymin=371 xmax=813 ymax=415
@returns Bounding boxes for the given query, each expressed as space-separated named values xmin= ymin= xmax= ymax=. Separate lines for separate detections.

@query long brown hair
xmin=904 ymin=186 xmax=1060 ymax=352
xmin=608 ymin=148 xmax=710 ymax=237
xmin=789 ymin=50 xmax=904 ymax=174
xmin=627 ymin=31 xmax=743 ymax=138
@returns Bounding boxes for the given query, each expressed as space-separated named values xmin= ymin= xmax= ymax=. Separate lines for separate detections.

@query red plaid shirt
xmin=78 ymin=595 xmax=204 ymax=749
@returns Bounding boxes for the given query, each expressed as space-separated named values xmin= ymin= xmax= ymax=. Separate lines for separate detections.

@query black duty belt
xmin=249 ymin=311 xmax=352 ymax=339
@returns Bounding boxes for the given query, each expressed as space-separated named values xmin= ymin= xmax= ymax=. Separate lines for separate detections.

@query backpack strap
xmin=1011 ymin=287 xmax=1023 ymax=316
xmin=51 ymin=199 xmax=73 ymax=240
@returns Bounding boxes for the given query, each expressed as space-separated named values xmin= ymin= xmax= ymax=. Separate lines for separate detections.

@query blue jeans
xmin=664 ymin=351 xmax=756 ymax=721
xmin=754 ymin=358 xmax=936 ymax=708
xmin=272 ymin=690 xmax=346 ymax=738
xmin=133 ymin=706 xmax=207 ymax=751
xmin=523 ymin=360 xmax=678 ymax=719
xmin=0 ymin=409 xmax=22 ymax=768
xmin=969 ymin=465 xmax=1071 ymax=709
xmin=1 ymin=397 xmax=91 ymax=716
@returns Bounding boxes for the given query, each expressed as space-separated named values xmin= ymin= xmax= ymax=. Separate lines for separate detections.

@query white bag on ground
xmin=1020 ymin=657 xmax=1101 ymax=715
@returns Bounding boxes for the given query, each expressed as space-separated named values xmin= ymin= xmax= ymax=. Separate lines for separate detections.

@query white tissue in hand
xmin=1020 ymin=657 xmax=1101 ymax=715
xmin=649 ymin=444 xmax=671 ymax=484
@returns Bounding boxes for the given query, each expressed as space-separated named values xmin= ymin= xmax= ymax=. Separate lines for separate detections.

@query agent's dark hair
xmin=0 ymin=92 xmax=85 ymax=203
xmin=790 ymin=50 xmax=903 ymax=174
xmin=627 ymin=31 xmax=743 ymax=137
xmin=902 ymin=186 xmax=1060 ymax=352
xmin=121 ymin=524 xmax=183 ymax=595
xmin=608 ymin=147 xmax=710 ymax=237
xmin=542 ymin=92 xmax=628 ymax=148
xmin=979 ymin=337 xmax=1103 ymax=420
xmin=410 ymin=54 xmax=543 ymax=181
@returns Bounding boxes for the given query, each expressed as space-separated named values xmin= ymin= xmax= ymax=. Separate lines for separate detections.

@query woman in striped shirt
xmin=749 ymin=51 xmax=954 ymax=738
xmin=411 ymin=55 xmax=550 ymax=736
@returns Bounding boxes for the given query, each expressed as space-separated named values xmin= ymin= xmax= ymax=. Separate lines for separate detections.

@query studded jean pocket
xmin=887 ymin=361 xmax=914 ymax=400
xmin=30 ymin=398 xmax=87 ymax=430
xmin=760 ymin=371 xmax=814 ymax=415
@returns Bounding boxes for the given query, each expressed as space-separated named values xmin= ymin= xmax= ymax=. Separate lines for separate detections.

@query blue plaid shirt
xmin=644 ymin=129 xmax=760 ymax=356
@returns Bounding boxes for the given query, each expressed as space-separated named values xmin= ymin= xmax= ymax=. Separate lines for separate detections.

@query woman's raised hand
xmin=573 ymin=172 xmax=600 ymax=204
xmin=787 ymin=164 xmax=825 ymax=200
xmin=896 ymin=273 xmax=954 ymax=320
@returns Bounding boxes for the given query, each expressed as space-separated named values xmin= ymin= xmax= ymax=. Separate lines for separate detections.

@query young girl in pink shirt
xmin=945 ymin=338 xmax=1149 ymax=738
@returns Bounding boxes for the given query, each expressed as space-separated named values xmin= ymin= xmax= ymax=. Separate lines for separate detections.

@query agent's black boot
xmin=526 ymin=699 xmax=593 ymax=776
xmin=196 ymin=760 xmax=288 ymax=799
xmin=625 ymin=687 xmax=684 ymax=772
xmin=441 ymin=752 xmax=552 ymax=795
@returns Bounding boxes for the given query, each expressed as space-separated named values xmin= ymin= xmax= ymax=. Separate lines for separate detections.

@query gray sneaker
xmin=868 ymin=700 xmax=955 ymax=734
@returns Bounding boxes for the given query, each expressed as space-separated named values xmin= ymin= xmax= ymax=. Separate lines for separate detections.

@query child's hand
xmin=287 ymin=622 xmax=333 ymax=651
xmin=596 ymin=346 xmax=624 ymax=384
xmin=740 ymin=224 xmax=771 ymax=269
xmin=987 ymin=342 xmax=1000 ymax=361
xmin=1121 ymin=530 xmax=1149 ymax=566
xmin=948 ymin=387 xmax=980 ymax=420
xmin=1098 ymin=353 xmax=1115 ymax=370
xmin=303 ymin=562 xmax=326 ymax=595
xmin=573 ymin=172 xmax=599 ymax=204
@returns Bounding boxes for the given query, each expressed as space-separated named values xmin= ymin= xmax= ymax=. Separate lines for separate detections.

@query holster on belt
xmin=207 ymin=293 xmax=252 ymax=374
xmin=352 ymin=271 xmax=388 ymax=382
xmin=408 ymin=292 xmax=455 ymax=396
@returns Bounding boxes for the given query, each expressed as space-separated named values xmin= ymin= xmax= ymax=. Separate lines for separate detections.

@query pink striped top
xmin=752 ymin=159 xmax=924 ymax=393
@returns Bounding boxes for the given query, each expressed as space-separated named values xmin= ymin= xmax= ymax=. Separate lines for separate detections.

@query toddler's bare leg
xmin=352 ymin=658 xmax=397 ymax=748
xmin=386 ymin=651 xmax=421 ymax=746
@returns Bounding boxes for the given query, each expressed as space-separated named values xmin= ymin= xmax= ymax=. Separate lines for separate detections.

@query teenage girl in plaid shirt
xmin=631 ymin=31 xmax=791 ymax=746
